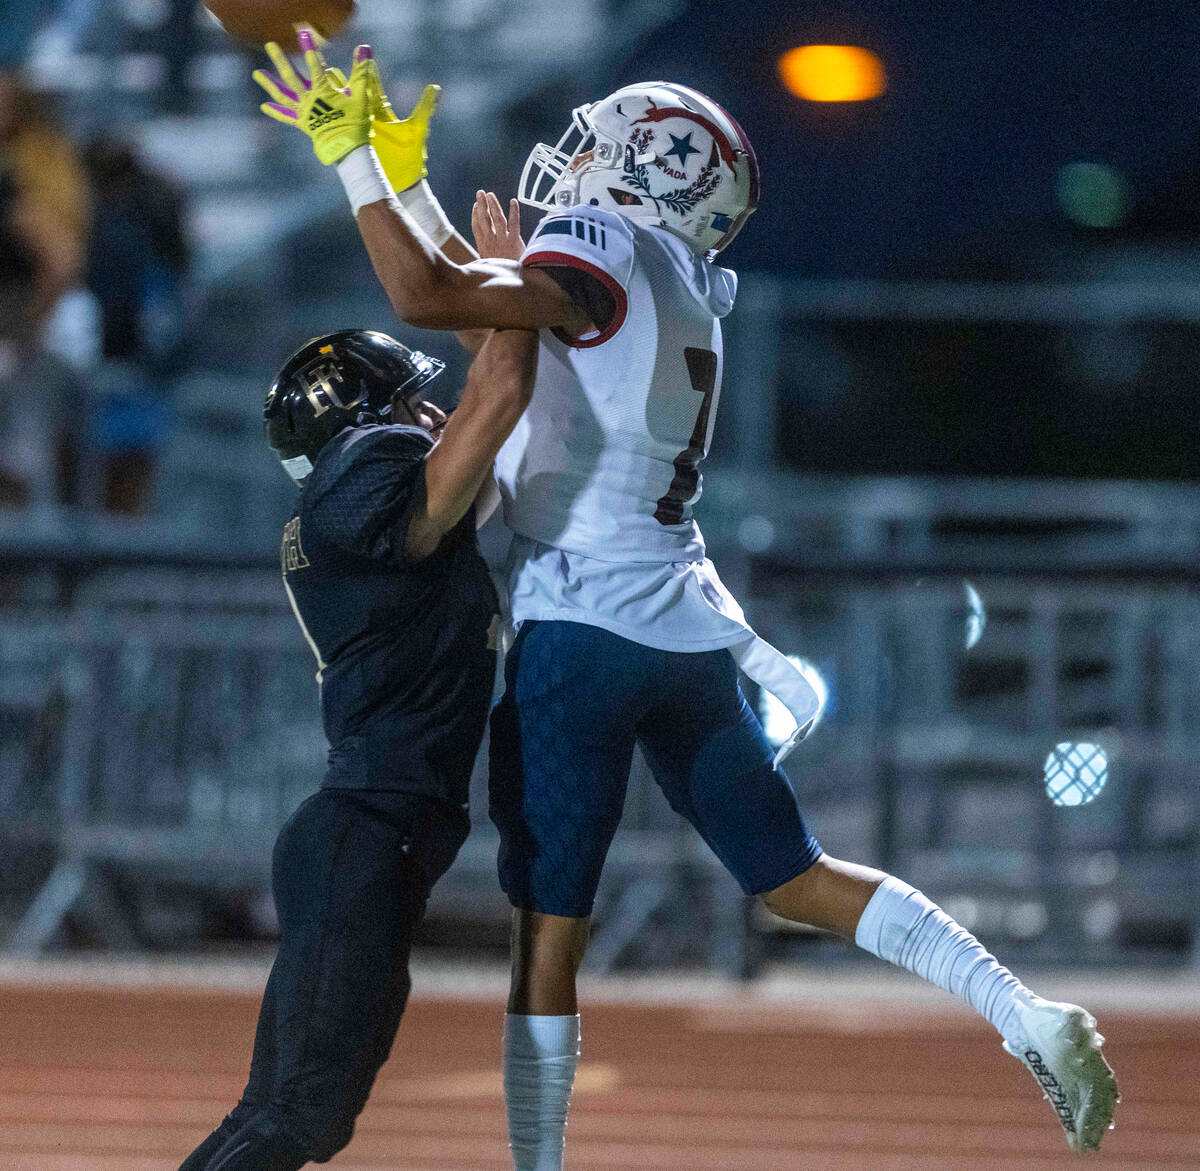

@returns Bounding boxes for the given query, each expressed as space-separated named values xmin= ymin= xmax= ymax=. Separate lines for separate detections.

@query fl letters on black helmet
xmin=264 ymin=329 xmax=445 ymax=480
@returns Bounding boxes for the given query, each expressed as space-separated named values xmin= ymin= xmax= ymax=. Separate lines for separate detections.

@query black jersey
xmin=281 ymin=424 xmax=499 ymax=805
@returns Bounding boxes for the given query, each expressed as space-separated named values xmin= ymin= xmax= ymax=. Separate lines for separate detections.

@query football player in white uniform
xmin=253 ymin=36 xmax=1118 ymax=1168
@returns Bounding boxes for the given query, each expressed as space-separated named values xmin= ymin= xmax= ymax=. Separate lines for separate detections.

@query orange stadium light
xmin=778 ymin=44 xmax=887 ymax=102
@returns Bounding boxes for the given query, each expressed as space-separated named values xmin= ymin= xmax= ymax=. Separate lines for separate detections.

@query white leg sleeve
xmin=503 ymin=1013 xmax=581 ymax=1171
xmin=855 ymin=875 xmax=1031 ymax=1046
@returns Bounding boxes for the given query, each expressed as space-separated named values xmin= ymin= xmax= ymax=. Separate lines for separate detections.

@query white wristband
xmin=336 ymin=146 xmax=393 ymax=216
xmin=395 ymin=178 xmax=455 ymax=247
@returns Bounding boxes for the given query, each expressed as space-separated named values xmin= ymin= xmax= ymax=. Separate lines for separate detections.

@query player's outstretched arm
xmin=366 ymin=78 xmax=482 ymax=268
xmin=404 ymin=329 xmax=538 ymax=561
xmin=355 ymin=190 xmax=590 ymax=335
xmin=341 ymin=52 xmax=587 ymax=334
xmin=253 ymin=37 xmax=587 ymax=337
xmin=364 ymin=75 xmax=499 ymax=352
xmin=255 ymin=46 xmax=473 ymax=265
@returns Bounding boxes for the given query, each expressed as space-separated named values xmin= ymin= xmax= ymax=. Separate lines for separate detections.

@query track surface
xmin=0 ymin=977 xmax=1196 ymax=1170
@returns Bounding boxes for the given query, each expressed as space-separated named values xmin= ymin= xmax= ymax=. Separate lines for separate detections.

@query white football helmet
xmin=519 ymin=81 xmax=760 ymax=257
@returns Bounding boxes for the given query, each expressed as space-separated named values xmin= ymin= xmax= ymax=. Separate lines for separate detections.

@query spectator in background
xmin=84 ymin=136 xmax=190 ymax=375
xmin=0 ymin=67 xmax=89 ymax=333
xmin=81 ymin=136 xmax=189 ymax=514
xmin=0 ymin=72 xmax=88 ymax=511
xmin=0 ymin=170 xmax=39 ymax=507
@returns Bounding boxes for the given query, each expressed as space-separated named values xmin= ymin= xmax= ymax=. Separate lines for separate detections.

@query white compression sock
xmin=503 ymin=1013 xmax=580 ymax=1171
xmin=855 ymin=875 xmax=1031 ymax=1046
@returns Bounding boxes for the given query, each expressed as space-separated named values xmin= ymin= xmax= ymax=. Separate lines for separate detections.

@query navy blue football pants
xmin=489 ymin=620 xmax=822 ymax=918
xmin=179 ymin=787 xmax=467 ymax=1170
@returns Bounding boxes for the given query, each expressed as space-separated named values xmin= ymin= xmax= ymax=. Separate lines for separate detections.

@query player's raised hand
xmin=252 ymin=38 xmax=351 ymax=118
xmin=251 ymin=32 xmax=374 ymax=165
xmin=371 ymin=79 xmax=441 ymax=194
xmin=471 ymin=191 xmax=525 ymax=260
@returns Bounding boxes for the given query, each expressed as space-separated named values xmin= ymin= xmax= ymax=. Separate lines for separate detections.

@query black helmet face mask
xmin=391 ymin=390 xmax=449 ymax=440
xmin=390 ymin=392 xmax=420 ymax=428
xmin=389 ymin=350 xmax=448 ymax=433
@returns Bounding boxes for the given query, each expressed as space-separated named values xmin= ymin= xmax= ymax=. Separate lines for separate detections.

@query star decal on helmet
xmin=664 ymin=132 xmax=699 ymax=168
xmin=520 ymin=84 xmax=757 ymax=253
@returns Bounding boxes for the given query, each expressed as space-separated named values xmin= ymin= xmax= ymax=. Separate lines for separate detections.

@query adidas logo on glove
xmin=309 ymin=98 xmax=345 ymax=130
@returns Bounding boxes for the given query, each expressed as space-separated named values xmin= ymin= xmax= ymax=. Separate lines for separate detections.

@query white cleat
xmin=1003 ymin=995 xmax=1120 ymax=1154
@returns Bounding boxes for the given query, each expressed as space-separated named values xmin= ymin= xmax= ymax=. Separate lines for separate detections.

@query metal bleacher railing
xmin=709 ymin=270 xmax=1200 ymax=974
xmin=2 ymin=466 xmax=1197 ymax=972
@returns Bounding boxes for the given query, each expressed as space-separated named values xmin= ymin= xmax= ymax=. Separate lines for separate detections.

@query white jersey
xmin=494 ymin=206 xmax=736 ymax=565
xmin=493 ymin=206 xmax=823 ymax=749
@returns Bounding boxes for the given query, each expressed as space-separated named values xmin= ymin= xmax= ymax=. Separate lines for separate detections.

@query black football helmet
xmin=264 ymin=329 xmax=446 ymax=482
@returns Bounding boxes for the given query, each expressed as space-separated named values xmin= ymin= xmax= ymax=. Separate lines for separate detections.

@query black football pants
xmin=179 ymin=787 xmax=468 ymax=1170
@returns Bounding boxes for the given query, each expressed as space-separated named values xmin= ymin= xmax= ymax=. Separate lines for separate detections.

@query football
xmin=202 ymin=0 xmax=356 ymax=44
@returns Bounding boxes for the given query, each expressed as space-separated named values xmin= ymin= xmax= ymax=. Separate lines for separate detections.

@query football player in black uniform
xmin=180 ymin=325 xmax=537 ymax=1171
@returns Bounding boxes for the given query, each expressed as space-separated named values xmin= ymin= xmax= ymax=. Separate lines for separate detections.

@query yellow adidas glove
xmin=254 ymin=33 xmax=373 ymax=166
xmin=371 ymin=80 xmax=440 ymax=194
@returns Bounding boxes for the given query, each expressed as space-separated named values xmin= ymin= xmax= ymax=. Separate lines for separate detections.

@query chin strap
xmin=281 ymin=454 xmax=314 ymax=483
xmin=728 ymin=634 xmax=823 ymax=767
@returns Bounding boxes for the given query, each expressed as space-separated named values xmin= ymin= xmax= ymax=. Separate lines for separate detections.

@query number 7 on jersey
xmin=655 ymin=346 xmax=719 ymax=526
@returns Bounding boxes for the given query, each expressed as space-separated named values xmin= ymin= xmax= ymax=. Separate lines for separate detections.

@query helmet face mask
xmin=518 ymin=82 xmax=759 ymax=258
xmin=519 ymin=106 xmax=614 ymax=209
xmin=265 ymin=330 xmax=445 ymax=484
